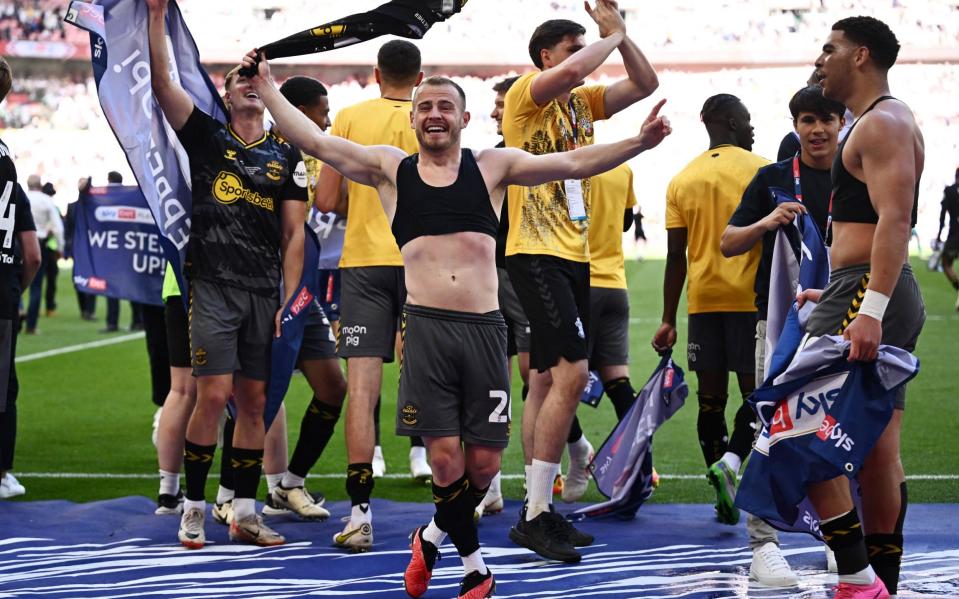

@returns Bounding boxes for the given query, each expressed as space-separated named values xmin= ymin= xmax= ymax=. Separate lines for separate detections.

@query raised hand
xmin=145 ymin=0 xmax=168 ymax=14
xmin=585 ymin=0 xmax=626 ymax=39
xmin=638 ymin=99 xmax=672 ymax=151
xmin=762 ymin=202 xmax=806 ymax=231
xmin=241 ymin=49 xmax=272 ymax=89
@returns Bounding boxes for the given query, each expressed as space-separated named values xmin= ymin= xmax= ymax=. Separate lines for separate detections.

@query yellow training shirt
xmin=665 ymin=145 xmax=767 ymax=314
xmin=588 ymin=163 xmax=636 ymax=289
xmin=332 ymin=97 xmax=417 ymax=268
xmin=503 ymin=71 xmax=606 ymax=262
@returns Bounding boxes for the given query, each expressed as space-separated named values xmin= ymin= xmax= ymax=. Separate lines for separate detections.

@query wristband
xmin=859 ymin=289 xmax=890 ymax=321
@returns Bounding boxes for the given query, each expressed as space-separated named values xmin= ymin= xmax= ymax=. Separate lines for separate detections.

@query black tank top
xmin=392 ymin=149 xmax=499 ymax=249
xmin=830 ymin=95 xmax=918 ymax=226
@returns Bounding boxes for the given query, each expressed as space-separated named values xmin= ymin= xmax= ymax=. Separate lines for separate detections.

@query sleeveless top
xmin=830 ymin=95 xmax=918 ymax=227
xmin=391 ymin=149 xmax=499 ymax=249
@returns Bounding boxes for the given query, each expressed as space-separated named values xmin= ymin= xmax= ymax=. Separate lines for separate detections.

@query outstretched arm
xmin=147 ymin=0 xmax=194 ymax=130
xmin=496 ymin=99 xmax=670 ymax=186
xmin=242 ymin=51 xmax=404 ymax=189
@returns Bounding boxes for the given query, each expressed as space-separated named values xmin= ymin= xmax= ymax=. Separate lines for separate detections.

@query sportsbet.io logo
xmin=212 ymin=171 xmax=275 ymax=211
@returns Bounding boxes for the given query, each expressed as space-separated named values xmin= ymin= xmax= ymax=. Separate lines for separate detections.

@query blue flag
xmin=573 ymin=351 xmax=687 ymax=520
xmin=64 ymin=0 xmax=227 ymax=298
xmin=579 ymin=370 xmax=604 ymax=407
xmin=736 ymin=335 xmax=918 ymax=538
xmin=72 ymin=185 xmax=164 ymax=306
xmin=764 ymin=187 xmax=831 ymax=382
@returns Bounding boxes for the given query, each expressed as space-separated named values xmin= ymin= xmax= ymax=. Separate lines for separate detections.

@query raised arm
xmin=242 ymin=51 xmax=403 ymax=189
xmin=590 ymin=1 xmax=659 ymax=117
xmin=147 ymin=0 xmax=194 ymax=130
xmin=496 ymin=99 xmax=670 ymax=186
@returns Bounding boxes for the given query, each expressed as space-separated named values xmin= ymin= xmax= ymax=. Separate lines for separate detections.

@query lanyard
xmin=792 ymin=154 xmax=803 ymax=203
xmin=565 ymin=99 xmax=578 ymax=150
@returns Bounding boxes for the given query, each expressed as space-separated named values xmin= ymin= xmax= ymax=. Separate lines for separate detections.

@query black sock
xmin=219 ymin=415 xmax=235 ymax=492
xmin=952 ymin=280 xmax=959 ymax=291
xmin=821 ymin=509 xmax=870 ymax=576
xmin=411 ymin=436 xmax=425 ymax=448
xmin=183 ymin=440 xmax=216 ymax=501
xmin=287 ymin=398 xmax=341 ymax=479
xmin=866 ymin=533 xmax=903 ymax=593
xmin=231 ymin=447 xmax=263 ymax=500
xmin=696 ymin=393 xmax=728 ymax=466
xmin=433 ymin=475 xmax=479 ymax=557
xmin=346 ymin=462 xmax=375 ymax=506
xmin=373 ymin=395 xmax=381 ymax=445
xmin=604 ymin=377 xmax=637 ymax=420
xmin=566 ymin=414 xmax=583 ymax=444
xmin=470 ymin=483 xmax=490 ymax=509
xmin=727 ymin=399 xmax=757 ymax=462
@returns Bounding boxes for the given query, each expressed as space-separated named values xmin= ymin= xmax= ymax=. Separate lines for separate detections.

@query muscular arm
xmin=860 ymin=113 xmax=919 ymax=296
xmin=661 ymin=228 xmax=687 ymax=327
xmin=147 ymin=0 xmax=194 ymax=130
xmin=529 ymin=31 xmax=624 ymax=106
xmin=603 ymin=35 xmax=659 ymax=117
xmin=494 ymin=99 xmax=670 ymax=186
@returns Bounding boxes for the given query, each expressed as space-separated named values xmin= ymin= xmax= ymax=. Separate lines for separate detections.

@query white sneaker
xmin=372 ymin=445 xmax=386 ymax=478
xmin=333 ymin=517 xmax=373 ymax=553
xmin=410 ymin=446 xmax=432 ymax=483
xmin=211 ymin=499 xmax=234 ymax=525
xmin=562 ymin=439 xmax=594 ymax=503
xmin=0 ymin=473 xmax=25 ymax=499
xmin=825 ymin=544 xmax=838 ymax=573
xmin=271 ymin=485 xmax=330 ymax=521
xmin=151 ymin=407 xmax=162 ymax=448
xmin=178 ymin=507 xmax=206 ymax=549
xmin=749 ymin=542 xmax=799 ymax=587
xmin=474 ymin=486 xmax=504 ymax=522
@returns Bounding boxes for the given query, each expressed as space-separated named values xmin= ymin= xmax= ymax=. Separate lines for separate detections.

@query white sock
xmin=265 ymin=473 xmax=284 ymax=494
xmin=488 ymin=472 xmax=501 ymax=496
xmin=183 ymin=499 xmax=205 ymax=513
xmin=410 ymin=446 xmax=427 ymax=462
xmin=721 ymin=452 xmax=742 ymax=474
xmin=159 ymin=469 xmax=180 ymax=496
xmin=216 ymin=485 xmax=235 ymax=505
xmin=351 ymin=503 xmax=372 ymax=524
xmin=422 ymin=518 xmax=447 ymax=546
xmin=461 ymin=549 xmax=486 ymax=575
xmin=568 ymin=435 xmax=591 ymax=460
xmin=233 ymin=497 xmax=255 ymax=521
xmin=523 ymin=464 xmax=531 ymax=499
xmin=839 ymin=564 xmax=877 ymax=585
xmin=282 ymin=472 xmax=306 ymax=489
xmin=526 ymin=459 xmax=560 ymax=520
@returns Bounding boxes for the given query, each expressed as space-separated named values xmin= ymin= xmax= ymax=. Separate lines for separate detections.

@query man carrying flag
xmin=721 ymin=84 xmax=844 ymax=586
xmin=147 ymin=0 xmax=308 ymax=549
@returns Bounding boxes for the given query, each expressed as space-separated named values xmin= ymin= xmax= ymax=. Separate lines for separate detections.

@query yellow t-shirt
xmin=503 ymin=71 xmax=607 ymax=262
xmin=665 ymin=145 xmax=767 ymax=314
xmin=332 ymin=97 xmax=417 ymax=268
xmin=588 ymin=163 xmax=636 ymax=289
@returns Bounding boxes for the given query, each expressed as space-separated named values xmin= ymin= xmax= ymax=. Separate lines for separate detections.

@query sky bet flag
xmin=64 ymin=0 xmax=228 ymax=297
xmin=735 ymin=335 xmax=918 ymax=538
xmin=574 ymin=351 xmax=687 ymax=520
xmin=240 ymin=0 xmax=468 ymax=76
xmin=72 ymin=185 xmax=165 ymax=306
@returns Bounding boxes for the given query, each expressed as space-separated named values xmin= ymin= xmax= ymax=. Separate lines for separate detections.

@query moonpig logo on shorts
xmin=340 ymin=324 xmax=367 ymax=348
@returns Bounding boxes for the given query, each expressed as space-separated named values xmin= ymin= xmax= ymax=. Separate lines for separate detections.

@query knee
xmin=468 ymin=457 xmax=501 ymax=483
xmin=554 ymin=361 xmax=588 ymax=399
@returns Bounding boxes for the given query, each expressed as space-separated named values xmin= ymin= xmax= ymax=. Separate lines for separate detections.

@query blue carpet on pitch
xmin=0 ymin=498 xmax=956 ymax=598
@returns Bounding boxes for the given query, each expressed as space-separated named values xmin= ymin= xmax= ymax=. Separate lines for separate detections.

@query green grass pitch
xmin=9 ymin=258 xmax=958 ymax=505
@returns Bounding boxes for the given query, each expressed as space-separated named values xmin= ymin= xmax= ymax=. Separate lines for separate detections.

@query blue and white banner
xmin=736 ymin=335 xmax=919 ymax=538
xmin=72 ymin=185 xmax=164 ymax=306
xmin=574 ymin=351 xmax=687 ymax=520
xmin=264 ymin=226 xmax=322 ymax=430
xmin=580 ymin=370 xmax=603 ymax=407
xmin=65 ymin=0 xmax=228 ymax=297
xmin=308 ymin=207 xmax=346 ymax=271
xmin=764 ymin=187 xmax=830 ymax=382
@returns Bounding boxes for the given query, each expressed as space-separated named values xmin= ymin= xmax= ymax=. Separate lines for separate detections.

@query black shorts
xmin=506 ymin=254 xmax=590 ymax=373
xmin=337 ymin=266 xmax=406 ymax=362
xmin=588 ymin=287 xmax=629 ymax=368
xmin=396 ymin=304 xmax=510 ymax=448
xmin=805 ymin=263 xmax=925 ymax=409
xmin=497 ymin=267 xmax=530 ymax=356
xmin=317 ymin=269 xmax=342 ymax=321
xmin=687 ymin=312 xmax=756 ymax=374
xmin=943 ymin=235 xmax=959 ymax=261
xmin=165 ymin=296 xmax=191 ymax=369
xmin=298 ymin=300 xmax=337 ymax=362
xmin=189 ymin=279 xmax=277 ymax=380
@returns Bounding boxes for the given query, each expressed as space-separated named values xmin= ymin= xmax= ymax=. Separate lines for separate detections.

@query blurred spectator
xmin=23 ymin=173 xmax=62 ymax=334
xmin=66 ymin=176 xmax=96 ymax=320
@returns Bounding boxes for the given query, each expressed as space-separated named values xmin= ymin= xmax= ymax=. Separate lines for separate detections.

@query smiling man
xmin=720 ymin=84 xmax=846 ymax=586
xmin=798 ymin=17 xmax=926 ymax=599
xmin=241 ymin=46 xmax=670 ymax=597
xmin=147 ymin=0 xmax=307 ymax=550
